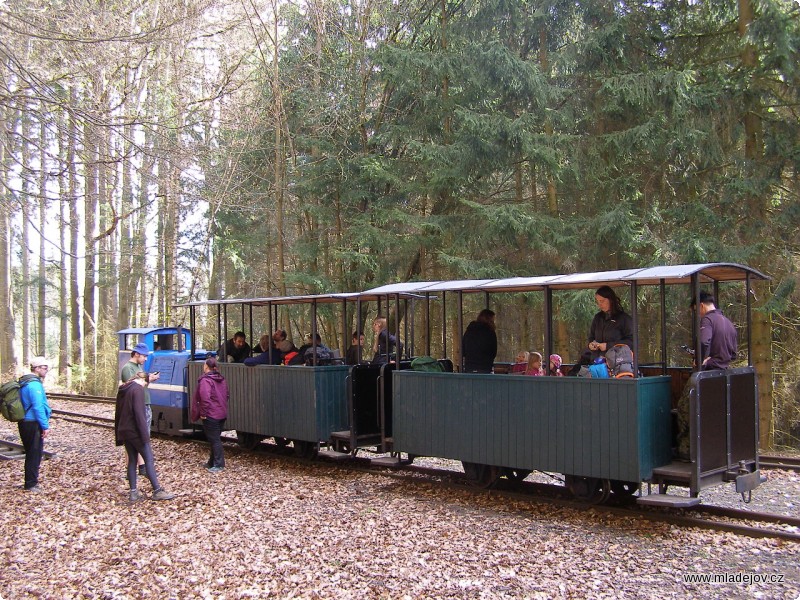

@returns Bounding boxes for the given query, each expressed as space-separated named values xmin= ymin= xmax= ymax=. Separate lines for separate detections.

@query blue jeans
xmin=18 ymin=420 xmax=43 ymax=489
xmin=202 ymin=417 xmax=226 ymax=468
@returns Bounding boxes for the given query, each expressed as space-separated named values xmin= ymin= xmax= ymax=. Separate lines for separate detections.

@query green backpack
xmin=0 ymin=375 xmax=37 ymax=422
xmin=410 ymin=356 xmax=445 ymax=373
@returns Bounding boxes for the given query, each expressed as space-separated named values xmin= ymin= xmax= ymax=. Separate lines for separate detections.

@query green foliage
xmin=202 ymin=0 xmax=800 ymax=442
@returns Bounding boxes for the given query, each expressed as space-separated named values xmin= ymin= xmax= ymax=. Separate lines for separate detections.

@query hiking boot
xmin=206 ymin=466 xmax=224 ymax=473
xmin=128 ymin=489 xmax=143 ymax=503
xmin=151 ymin=488 xmax=175 ymax=501
xmin=25 ymin=485 xmax=42 ymax=493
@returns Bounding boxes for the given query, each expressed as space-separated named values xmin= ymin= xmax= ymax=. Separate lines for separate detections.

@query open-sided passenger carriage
xmin=177 ymin=262 xmax=766 ymax=506
xmin=183 ymin=293 xmax=358 ymax=457
xmin=360 ymin=263 xmax=767 ymax=506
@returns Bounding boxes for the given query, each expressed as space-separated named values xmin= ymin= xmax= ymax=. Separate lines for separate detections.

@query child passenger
xmin=510 ymin=350 xmax=529 ymax=373
xmin=549 ymin=354 xmax=564 ymax=376
xmin=524 ymin=352 xmax=545 ymax=376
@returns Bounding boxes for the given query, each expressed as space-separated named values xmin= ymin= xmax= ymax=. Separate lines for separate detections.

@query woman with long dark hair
xmin=587 ymin=285 xmax=634 ymax=360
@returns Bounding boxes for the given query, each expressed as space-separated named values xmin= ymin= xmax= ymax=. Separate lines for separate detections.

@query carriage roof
xmin=357 ymin=263 xmax=768 ymax=297
xmin=175 ymin=263 xmax=768 ymax=308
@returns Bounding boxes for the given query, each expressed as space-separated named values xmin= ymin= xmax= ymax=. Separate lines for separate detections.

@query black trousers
xmin=18 ymin=420 xmax=43 ymax=489
xmin=202 ymin=417 xmax=226 ymax=468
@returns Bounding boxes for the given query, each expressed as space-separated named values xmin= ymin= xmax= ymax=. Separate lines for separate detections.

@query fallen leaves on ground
xmin=0 ymin=401 xmax=797 ymax=599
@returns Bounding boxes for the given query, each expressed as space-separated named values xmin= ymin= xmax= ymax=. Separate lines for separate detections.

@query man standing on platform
xmin=676 ymin=292 xmax=738 ymax=460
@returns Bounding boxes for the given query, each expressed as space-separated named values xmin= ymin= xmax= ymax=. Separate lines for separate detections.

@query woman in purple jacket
xmin=191 ymin=357 xmax=230 ymax=472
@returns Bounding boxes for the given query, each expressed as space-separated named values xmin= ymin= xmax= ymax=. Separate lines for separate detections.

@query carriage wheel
xmin=462 ymin=462 xmax=501 ymax=488
xmin=292 ymin=440 xmax=319 ymax=460
xmin=236 ymin=432 xmax=263 ymax=450
xmin=610 ymin=480 xmax=639 ymax=498
xmin=565 ymin=475 xmax=611 ymax=504
xmin=503 ymin=468 xmax=532 ymax=483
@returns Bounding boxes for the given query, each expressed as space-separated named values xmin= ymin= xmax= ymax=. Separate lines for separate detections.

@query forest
xmin=0 ymin=0 xmax=798 ymax=448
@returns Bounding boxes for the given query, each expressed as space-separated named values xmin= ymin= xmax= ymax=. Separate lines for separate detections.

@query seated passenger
xmin=297 ymin=334 xmax=313 ymax=357
xmin=244 ymin=335 xmax=289 ymax=366
xmin=509 ymin=351 xmax=529 ymax=374
xmin=346 ymin=331 xmax=367 ymax=366
xmin=304 ymin=333 xmax=332 ymax=365
xmin=218 ymin=331 xmax=251 ymax=363
xmin=371 ymin=317 xmax=403 ymax=365
xmin=567 ymin=350 xmax=593 ymax=377
xmin=461 ymin=309 xmax=497 ymax=373
xmin=549 ymin=354 xmax=564 ymax=376
xmin=254 ymin=334 xmax=271 ymax=354
xmin=524 ymin=352 xmax=545 ymax=376
xmin=283 ymin=346 xmax=304 ymax=365
xmin=272 ymin=329 xmax=288 ymax=348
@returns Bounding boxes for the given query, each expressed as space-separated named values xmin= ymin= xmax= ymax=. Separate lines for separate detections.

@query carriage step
xmin=371 ymin=455 xmax=409 ymax=468
xmin=318 ymin=449 xmax=352 ymax=461
xmin=651 ymin=460 xmax=693 ymax=482
xmin=637 ymin=494 xmax=701 ymax=508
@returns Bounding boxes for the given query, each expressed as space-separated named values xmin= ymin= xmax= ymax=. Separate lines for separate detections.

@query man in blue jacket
xmin=19 ymin=357 xmax=52 ymax=492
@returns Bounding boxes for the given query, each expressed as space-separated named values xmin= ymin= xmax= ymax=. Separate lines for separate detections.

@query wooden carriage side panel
xmin=196 ymin=363 xmax=348 ymax=443
xmin=636 ymin=377 xmax=673 ymax=479
xmin=392 ymin=372 xmax=673 ymax=482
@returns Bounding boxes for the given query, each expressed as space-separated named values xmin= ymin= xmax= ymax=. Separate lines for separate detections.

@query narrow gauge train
xmin=123 ymin=263 xmax=767 ymax=507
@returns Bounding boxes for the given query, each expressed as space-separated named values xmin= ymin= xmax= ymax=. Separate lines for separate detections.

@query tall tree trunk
xmin=38 ymin=117 xmax=47 ymax=357
xmin=83 ymin=117 xmax=99 ymax=372
xmin=58 ymin=127 xmax=69 ymax=383
xmin=21 ymin=115 xmax=32 ymax=366
xmin=68 ymin=88 xmax=81 ymax=371
xmin=738 ymin=0 xmax=772 ymax=450
xmin=117 ymin=98 xmax=134 ymax=330
xmin=0 ymin=96 xmax=17 ymax=374
xmin=271 ymin=1 xmax=287 ymax=301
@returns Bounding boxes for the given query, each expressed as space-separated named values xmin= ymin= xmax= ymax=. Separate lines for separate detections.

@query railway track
xmin=48 ymin=392 xmax=115 ymax=404
xmin=759 ymin=454 xmax=800 ymax=471
xmin=361 ymin=463 xmax=800 ymax=543
xmin=45 ymin=396 xmax=800 ymax=541
xmin=51 ymin=408 xmax=115 ymax=429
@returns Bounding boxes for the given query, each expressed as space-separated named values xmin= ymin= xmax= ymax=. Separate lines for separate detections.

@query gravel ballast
xmin=0 ymin=401 xmax=797 ymax=599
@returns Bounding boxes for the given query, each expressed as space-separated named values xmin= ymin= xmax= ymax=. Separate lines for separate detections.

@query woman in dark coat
xmin=191 ymin=357 xmax=229 ymax=471
xmin=587 ymin=285 xmax=634 ymax=360
xmin=115 ymin=377 xmax=175 ymax=501
xmin=461 ymin=309 xmax=497 ymax=373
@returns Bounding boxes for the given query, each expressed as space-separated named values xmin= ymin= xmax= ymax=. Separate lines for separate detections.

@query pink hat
xmin=549 ymin=354 xmax=562 ymax=369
